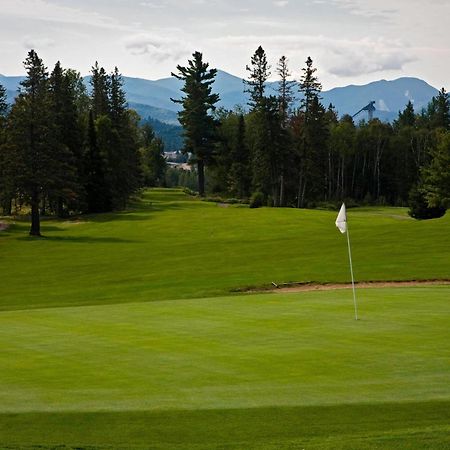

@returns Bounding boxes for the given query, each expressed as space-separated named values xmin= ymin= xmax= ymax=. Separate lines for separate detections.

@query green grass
xmin=0 ymin=189 xmax=449 ymax=311
xmin=0 ymin=189 xmax=449 ymax=448
xmin=0 ymin=287 xmax=449 ymax=448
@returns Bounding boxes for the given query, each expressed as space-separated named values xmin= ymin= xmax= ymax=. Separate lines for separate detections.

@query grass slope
xmin=0 ymin=189 xmax=449 ymax=311
xmin=0 ymin=287 xmax=449 ymax=448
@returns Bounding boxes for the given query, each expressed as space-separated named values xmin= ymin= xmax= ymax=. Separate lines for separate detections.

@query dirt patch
xmin=245 ymin=280 xmax=450 ymax=294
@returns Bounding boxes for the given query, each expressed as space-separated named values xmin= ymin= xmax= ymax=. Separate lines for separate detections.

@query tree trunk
xmin=57 ymin=197 xmax=65 ymax=218
xmin=29 ymin=189 xmax=41 ymax=237
xmin=197 ymin=159 xmax=205 ymax=197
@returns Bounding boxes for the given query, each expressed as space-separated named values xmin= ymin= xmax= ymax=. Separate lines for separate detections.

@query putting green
xmin=0 ymin=287 xmax=449 ymax=448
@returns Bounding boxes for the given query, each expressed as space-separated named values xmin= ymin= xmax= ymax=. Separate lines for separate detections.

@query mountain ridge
xmin=1 ymin=71 xmax=440 ymax=125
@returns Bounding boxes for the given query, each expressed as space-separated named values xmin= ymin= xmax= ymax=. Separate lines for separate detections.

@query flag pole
xmin=346 ymin=224 xmax=358 ymax=321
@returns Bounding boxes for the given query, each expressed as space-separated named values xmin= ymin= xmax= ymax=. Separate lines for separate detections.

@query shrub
xmin=408 ymin=185 xmax=446 ymax=220
xmin=249 ymin=191 xmax=265 ymax=209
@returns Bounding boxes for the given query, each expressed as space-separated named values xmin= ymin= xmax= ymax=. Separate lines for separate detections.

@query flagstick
xmin=346 ymin=224 xmax=358 ymax=320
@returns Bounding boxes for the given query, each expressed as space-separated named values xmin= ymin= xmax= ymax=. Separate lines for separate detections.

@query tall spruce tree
xmin=299 ymin=56 xmax=322 ymax=118
xmin=140 ymin=124 xmax=167 ymax=187
xmin=433 ymin=88 xmax=450 ymax=129
xmin=0 ymin=84 xmax=7 ymax=118
xmin=49 ymin=61 xmax=83 ymax=216
xmin=6 ymin=50 xmax=66 ymax=235
xmin=85 ymin=110 xmax=111 ymax=212
xmin=294 ymin=57 xmax=327 ymax=206
xmin=0 ymin=83 xmax=11 ymax=214
xmin=245 ymin=46 xmax=271 ymax=110
xmin=171 ymin=51 xmax=219 ymax=196
xmin=229 ymin=114 xmax=251 ymax=198
xmin=421 ymin=131 xmax=450 ymax=209
xmin=277 ymin=55 xmax=296 ymax=126
xmin=395 ymin=101 xmax=416 ymax=129
xmin=90 ymin=62 xmax=110 ymax=118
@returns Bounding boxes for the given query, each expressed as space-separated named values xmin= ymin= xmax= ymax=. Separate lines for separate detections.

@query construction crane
xmin=353 ymin=101 xmax=376 ymax=121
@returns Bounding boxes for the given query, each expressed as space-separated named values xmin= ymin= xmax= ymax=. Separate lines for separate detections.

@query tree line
xmin=0 ymin=50 xmax=167 ymax=235
xmin=173 ymin=47 xmax=450 ymax=218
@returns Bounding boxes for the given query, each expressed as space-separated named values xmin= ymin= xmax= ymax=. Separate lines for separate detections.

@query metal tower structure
xmin=353 ymin=101 xmax=376 ymax=121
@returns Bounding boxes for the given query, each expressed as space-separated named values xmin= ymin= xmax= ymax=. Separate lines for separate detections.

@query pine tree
xmin=140 ymin=124 xmax=167 ymax=187
xmin=244 ymin=46 xmax=271 ymax=110
xmin=433 ymin=88 xmax=450 ymax=129
xmin=6 ymin=50 xmax=66 ymax=235
xmin=171 ymin=51 xmax=219 ymax=196
xmin=249 ymin=96 xmax=289 ymax=205
xmin=395 ymin=101 xmax=416 ymax=129
xmin=276 ymin=56 xmax=296 ymax=125
xmin=299 ymin=56 xmax=322 ymax=118
xmin=48 ymin=61 xmax=83 ymax=216
xmin=421 ymin=131 xmax=450 ymax=209
xmin=0 ymin=83 xmax=12 ymax=214
xmin=294 ymin=57 xmax=326 ymax=206
xmin=85 ymin=110 xmax=111 ymax=212
xmin=0 ymin=84 xmax=7 ymax=118
xmin=229 ymin=114 xmax=251 ymax=198
xmin=90 ymin=62 xmax=110 ymax=118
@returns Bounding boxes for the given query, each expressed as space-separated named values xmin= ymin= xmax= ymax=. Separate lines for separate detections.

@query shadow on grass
xmin=16 ymin=235 xmax=138 ymax=244
xmin=0 ymin=400 xmax=448 ymax=448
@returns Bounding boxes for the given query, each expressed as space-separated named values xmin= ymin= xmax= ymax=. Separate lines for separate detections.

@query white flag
xmin=335 ymin=203 xmax=347 ymax=234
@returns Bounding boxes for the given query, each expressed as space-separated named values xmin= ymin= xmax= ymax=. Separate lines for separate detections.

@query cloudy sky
xmin=1 ymin=0 xmax=449 ymax=89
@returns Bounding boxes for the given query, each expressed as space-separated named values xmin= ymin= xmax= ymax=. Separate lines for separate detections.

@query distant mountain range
xmin=1 ymin=70 xmax=440 ymax=133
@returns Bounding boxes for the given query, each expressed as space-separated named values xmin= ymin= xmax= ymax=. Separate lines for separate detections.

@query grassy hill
xmin=0 ymin=189 xmax=449 ymax=311
xmin=0 ymin=189 xmax=449 ymax=448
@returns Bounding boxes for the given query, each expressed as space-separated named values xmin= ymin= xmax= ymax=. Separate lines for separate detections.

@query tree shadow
xmin=17 ymin=235 xmax=139 ymax=243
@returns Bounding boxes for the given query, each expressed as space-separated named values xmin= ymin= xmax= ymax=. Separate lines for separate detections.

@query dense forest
xmin=1 ymin=48 xmax=449 ymax=236
xmin=173 ymin=47 xmax=449 ymax=219
xmin=0 ymin=51 xmax=166 ymax=235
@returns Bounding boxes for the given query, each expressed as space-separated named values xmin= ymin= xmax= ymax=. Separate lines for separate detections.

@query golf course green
xmin=0 ymin=189 xmax=449 ymax=449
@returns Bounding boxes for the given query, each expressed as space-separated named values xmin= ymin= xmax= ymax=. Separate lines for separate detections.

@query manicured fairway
xmin=0 ymin=189 xmax=449 ymax=311
xmin=0 ymin=287 xmax=449 ymax=448
xmin=1 ymin=189 xmax=449 ymax=448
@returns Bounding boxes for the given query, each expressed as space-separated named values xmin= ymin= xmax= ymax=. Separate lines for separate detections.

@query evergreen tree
xmin=277 ymin=56 xmax=296 ymax=125
xmin=0 ymin=84 xmax=7 ymax=118
xmin=48 ymin=61 xmax=83 ymax=216
xmin=248 ymin=96 xmax=289 ymax=205
xmin=433 ymin=88 xmax=450 ymax=129
xmin=6 ymin=50 xmax=66 ymax=235
xmin=229 ymin=114 xmax=251 ymax=198
xmin=421 ymin=131 xmax=450 ymax=209
xmin=85 ymin=110 xmax=111 ymax=212
xmin=90 ymin=62 xmax=110 ymax=118
xmin=299 ymin=56 xmax=322 ymax=118
xmin=0 ymin=83 xmax=12 ymax=214
xmin=394 ymin=101 xmax=416 ymax=129
xmin=140 ymin=123 xmax=167 ymax=187
xmin=171 ymin=51 xmax=219 ymax=196
xmin=294 ymin=57 xmax=327 ymax=206
xmin=244 ymin=46 xmax=271 ymax=110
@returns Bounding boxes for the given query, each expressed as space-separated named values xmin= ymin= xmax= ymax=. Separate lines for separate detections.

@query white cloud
xmin=212 ymin=34 xmax=416 ymax=79
xmin=274 ymin=1 xmax=289 ymax=6
xmin=124 ymin=33 xmax=191 ymax=62
xmin=139 ymin=1 xmax=167 ymax=8
xmin=22 ymin=36 xmax=55 ymax=50
xmin=1 ymin=0 xmax=119 ymax=29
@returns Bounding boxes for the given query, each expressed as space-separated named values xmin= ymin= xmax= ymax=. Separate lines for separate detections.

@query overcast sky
xmin=1 ymin=0 xmax=449 ymax=89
